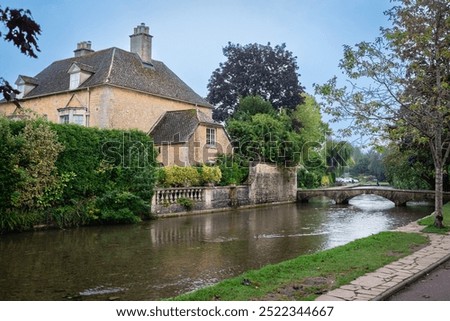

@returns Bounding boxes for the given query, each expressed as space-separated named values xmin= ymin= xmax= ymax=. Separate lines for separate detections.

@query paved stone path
xmin=315 ymin=221 xmax=450 ymax=301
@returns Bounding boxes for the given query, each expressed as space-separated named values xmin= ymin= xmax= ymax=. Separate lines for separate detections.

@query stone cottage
xmin=0 ymin=23 xmax=231 ymax=166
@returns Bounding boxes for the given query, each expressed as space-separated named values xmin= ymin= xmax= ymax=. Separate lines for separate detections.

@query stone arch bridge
xmin=297 ymin=187 xmax=450 ymax=206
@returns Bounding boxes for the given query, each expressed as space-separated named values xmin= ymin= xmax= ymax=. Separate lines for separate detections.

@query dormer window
xmin=15 ymin=75 xmax=39 ymax=99
xmin=69 ymin=72 xmax=81 ymax=90
xmin=67 ymin=63 xmax=95 ymax=90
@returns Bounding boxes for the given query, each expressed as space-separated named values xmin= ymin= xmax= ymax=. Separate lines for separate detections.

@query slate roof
xmin=149 ymin=109 xmax=222 ymax=144
xmin=21 ymin=47 xmax=212 ymax=108
xmin=16 ymin=75 xmax=39 ymax=85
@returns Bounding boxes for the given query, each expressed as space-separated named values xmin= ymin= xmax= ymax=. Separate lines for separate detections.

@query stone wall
xmin=0 ymin=85 xmax=212 ymax=132
xmin=151 ymin=163 xmax=297 ymax=216
xmin=248 ymin=163 xmax=297 ymax=204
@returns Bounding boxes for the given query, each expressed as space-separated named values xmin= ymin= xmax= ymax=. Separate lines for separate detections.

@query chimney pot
xmin=74 ymin=41 xmax=94 ymax=57
xmin=130 ymin=23 xmax=153 ymax=65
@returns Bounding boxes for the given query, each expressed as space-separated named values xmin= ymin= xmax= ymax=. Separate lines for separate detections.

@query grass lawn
xmin=418 ymin=202 xmax=450 ymax=234
xmin=171 ymin=231 xmax=428 ymax=301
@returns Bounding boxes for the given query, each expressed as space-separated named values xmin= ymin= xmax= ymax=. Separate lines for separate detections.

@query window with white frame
xmin=68 ymin=63 xmax=94 ymax=90
xmin=206 ymin=128 xmax=216 ymax=147
xmin=58 ymin=107 xmax=88 ymax=126
xmin=72 ymin=114 xmax=85 ymax=125
xmin=16 ymin=83 xmax=25 ymax=99
xmin=59 ymin=115 xmax=70 ymax=124
xmin=69 ymin=72 xmax=81 ymax=90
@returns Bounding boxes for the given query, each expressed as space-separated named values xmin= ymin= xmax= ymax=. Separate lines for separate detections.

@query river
xmin=0 ymin=195 xmax=432 ymax=300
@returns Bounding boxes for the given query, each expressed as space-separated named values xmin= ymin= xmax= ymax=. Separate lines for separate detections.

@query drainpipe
xmin=86 ymin=87 xmax=90 ymax=127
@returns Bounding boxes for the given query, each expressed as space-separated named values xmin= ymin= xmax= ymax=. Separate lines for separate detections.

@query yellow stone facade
xmin=156 ymin=124 xmax=232 ymax=166
xmin=0 ymin=85 xmax=213 ymax=132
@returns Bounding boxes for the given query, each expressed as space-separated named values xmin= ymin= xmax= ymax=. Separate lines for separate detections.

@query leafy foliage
xmin=12 ymin=121 xmax=64 ymax=210
xmin=216 ymin=154 xmax=249 ymax=186
xmin=0 ymin=117 xmax=21 ymax=212
xmin=0 ymin=6 xmax=41 ymax=57
xmin=227 ymin=112 xmax=303 ymax=166
xmin=0 ymin=117 xmax=157 ymax=233
xmin=159 ymin=165 xmax=201 ymax=187
xmin=199 ymin=165 xmax=222 ymax=185
xmin=232 ymin=95 xmax=276 ymax=120
xmin=176 ymin=197 xmax=194 ymax=211
xmin=349 ymin=148 xmax=386 ymax=181
xmin=157 ymin=165 xmax=224 ymax=187
xmin=0 ymin=77 xmax=19 ymax=101
xmin=291 ymin=94 xmax=331 ymax=143
xmin=324 ymin=140 xmax=353 ymax=177
xmin=383 ymin=145 xmax=432 ymax=190
xmin=0 ymin=5 xmax=41 ymax=101
xmin=207 ymin=42 xmax=304 ymax=121
xmin=95 ymin=191 xmax=149 ymax=224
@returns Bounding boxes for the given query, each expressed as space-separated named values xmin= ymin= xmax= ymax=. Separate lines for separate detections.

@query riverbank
xmin=171 ymin=205 xmax=450 ymax=301
xmin=316 ymin=219 xmax=450 ymax=301
xmin=171 ymin=231 xmax=428 ymax=301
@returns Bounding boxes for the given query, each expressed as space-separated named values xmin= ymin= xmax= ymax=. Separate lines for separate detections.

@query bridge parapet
xmin=297 ymin=187 xmax=450 ymax=206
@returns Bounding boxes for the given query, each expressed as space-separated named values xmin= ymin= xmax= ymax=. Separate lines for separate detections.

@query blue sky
xmin=1 ymin=0 xmax=393 ymax=140
xmin=1 ymin=0 xmax=393 ymax=94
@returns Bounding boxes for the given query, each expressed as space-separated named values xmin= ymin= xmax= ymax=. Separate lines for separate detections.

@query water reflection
xmin=0 ymin=195 xmax=432 ymax=300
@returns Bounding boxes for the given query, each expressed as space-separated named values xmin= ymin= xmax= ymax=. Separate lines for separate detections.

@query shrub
xmin=155 ymin=167 xmax=167 ymax=187
xmin=95 ymin=190 xmax=149 ymax=223
xmin=161 ymin=165 xmax=201 ymax=187
xmin=177 ymin=197 xmax=194 ymax=211
xmin=0 ymin=117 xmax=157 ymax=233
xmin=52 ymin=204 xmax=90 ymax=228
xmin=0 ymin=210 xmax=44 ymax=233
xmin=321 ymin=175 xmax=331 ymax=187
xmin=216 ymin=154 xmax=249 ymax=186
xmin=0 ymin=118 xmax=22 ymax=212
xmin=200 ymin=165 xmax=222 ymax=185
xmin=297 ymin=167 xmax=326 ymax=189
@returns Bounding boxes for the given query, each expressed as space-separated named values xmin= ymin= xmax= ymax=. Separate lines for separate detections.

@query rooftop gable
xmin=150 ymin=109 xmax=221 ymax=144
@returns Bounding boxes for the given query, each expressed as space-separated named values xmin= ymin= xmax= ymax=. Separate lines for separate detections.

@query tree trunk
xmin=432 ymin=126 xmax=445 ymax=228
xmin=434 ymin=163 xmax=444 ymax=228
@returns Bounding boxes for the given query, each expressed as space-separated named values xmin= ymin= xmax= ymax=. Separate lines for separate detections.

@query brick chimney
xmin=130 ymin=23 xmax=153 ymax=65
xmin=74 ymin=41 xmax=94 ymax=57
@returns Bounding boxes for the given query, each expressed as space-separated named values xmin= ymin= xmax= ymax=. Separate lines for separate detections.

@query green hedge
xmin=157 ymin=165 xmax=223 ymax=187
xmin=0 ymin=117 xmax=157 ymax=233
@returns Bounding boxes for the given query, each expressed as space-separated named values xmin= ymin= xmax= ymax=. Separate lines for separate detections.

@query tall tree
xmin=207 ymin=42 xmax=304 ymax=121
xmin=325 ymin=140 xmax=353 ymax=177
xmin=383 ymin=143 xmax=433 ymax=190
xmin=291 ymin=93 xmax=331 ymax=143
xmin=0 ymin=5 xmax=41 ymax=100
xmin=231 ymin=95 xmax=276 ymax=121
xmin=315 ymin=0 xmax=450 ymax=227
xmin=226 ymin=97 xmax=304 ymax=166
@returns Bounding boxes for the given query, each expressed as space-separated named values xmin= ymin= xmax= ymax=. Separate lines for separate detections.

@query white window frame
xmin=16 ymin=83 xmax=25 ymax=99
xmin=206 ymin=128 xmax=216 ymax=147
xmin=58 ymin=107 xmax=88 ymax=126
xmin=69 ymin=72 xmax=81 ymax=90
xmin=72 ymin=114 xmax=85 ymax=125
xmin=59 ymin=115 xmax=70 ymax=124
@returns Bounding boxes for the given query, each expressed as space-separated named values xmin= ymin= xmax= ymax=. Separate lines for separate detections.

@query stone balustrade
xmin=153 ymin=187 xmax=204 ymax=205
